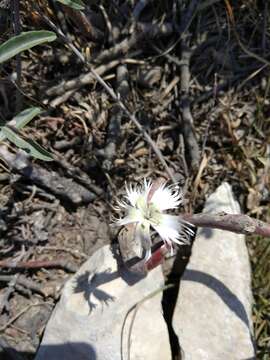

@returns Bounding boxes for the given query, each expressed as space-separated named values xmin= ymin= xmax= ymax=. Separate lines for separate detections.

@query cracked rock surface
xmin=35 ymin=245 xmax=171 ymax=360
xmin=173 ymin=182 xmax=255 ymax=359
xmin=36 ymin=182 xmax=255 ymax=360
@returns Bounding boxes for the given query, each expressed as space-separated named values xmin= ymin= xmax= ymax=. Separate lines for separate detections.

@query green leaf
xmin=55 ymin=0 xmax=85 ymax=10
xmin=25 ymin=138 xmax=54 ymax=162
xmin=0 ymin=31 xmax=57 ymax=64
xmin=10 ymin=107 xmax=42 ymax=130
xmin=1 ymin=126 xmax=54 ymax=161
xmin=0 ymin=107 xmax=42 ymax=141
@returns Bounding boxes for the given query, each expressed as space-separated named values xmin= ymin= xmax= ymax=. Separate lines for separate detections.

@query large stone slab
xmin=35 ymin=245 xmax=171 ymax=360
xmin=173 ymin=182 xmax=255 ymax=359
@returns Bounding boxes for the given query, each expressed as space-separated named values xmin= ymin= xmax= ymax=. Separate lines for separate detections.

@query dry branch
xmin=98 ymin=64 xmax=130 ymax=169
xmin=45 ymin=22 xmax=174 ymax=100
xmin=39 ymin=11 xmax=177 ymax=182
xmin=0 ymin=274 xmax=47 ymax=297
xmin=0 ymin=274 xmax=18 ymax=315
xmin=94 ymin=22 xmax=174 ymax=64
xmin=144 ymin=212 xmax=270 ymax=272
xmin=183 ymin=213 xmax=270 ymax=237
xmin=46 ymin=60 xmax=120 ymax=97
xmin=0 ymin=259 xmax=77 ymax=273
xmin=0 ymin=145 xmax=96 ymax=205
xmin=179 ymin=42 xmax=200 ymax=170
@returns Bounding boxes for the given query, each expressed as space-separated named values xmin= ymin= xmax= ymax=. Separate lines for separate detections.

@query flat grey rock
xmin=35 ymin=245 xmax=171 ymax=360
xmin=173 ymin=182 xmax=255 ymax=359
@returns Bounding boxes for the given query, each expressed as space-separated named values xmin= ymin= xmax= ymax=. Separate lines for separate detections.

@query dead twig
xmin=94 ymin=22 xmax=174 ymax=64
xmin=98 ymin=64 xmax=130 ymax=170
xmin=0 ymin=145 xmax=96 ymax=205
xmin=37 ymin=246 xmax=88 ymax=260
xmin=45 ymin=22 xmax=173 ymax=99
xmin=45 ymin=60 xmax=120 ymax=97
xmin=0 ymin=248 xmax=34 ymax=313
xmin=37 ymin=9 xmax=176 ymax=182
xmin=0 ymin=302 xmax=50 ymax=332
xmin=0 ymin=259 xmax=77 ymax=272
xmin=155 ymin=0 xmax=200 ymax=170
xmin=0 ymin=274 xmax=18 ymax=314
xmin=54 ymin=156 xmax=103 ymax=197
xmin=225 ymin=0 xmax=270 ymax=67
xmin=179 ymin=39 xmax=200 ymax=170
xmin=0 ymin=274 xmax=47 ymax=297
xmin=142 ymin=213 xmax=270 ymax=272
xmin=182 ymin=213 xmax=270 ymax=237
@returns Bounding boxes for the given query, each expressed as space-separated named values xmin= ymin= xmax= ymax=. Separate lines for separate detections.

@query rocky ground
xmin=0 ymin=1 xmax=269 ymax=359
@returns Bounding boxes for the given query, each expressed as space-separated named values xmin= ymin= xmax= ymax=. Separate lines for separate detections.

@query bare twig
xmin=0 ymin=258 xmax=77 ymax=272
xmin=142 ymin=212 xmax=270 ymax=272
xmin=54 ymin=156 xmax=103 ymax=196
xmin=36 ymin=7 xmax=176 ymax=182
xmin=49 ymin=89 xmax=76 ymax=107
xmin=0 ymin=274 xmax=18 ymax=314
xmin=0 ymin=274 xmax=47 ymax=297
xmin=99 ymin=4 xmax=114 ymax=44
xmin=150 ymin=1 xmax=200 ymax=170
xmin=94 ymin=22 xmax=174 ymax=64
xmin=179 ymin=38 xmax=200 ymax=169
xmin=225 ymin=0 xmax=270 ymax=67
xmin=0 ymin=302 xmax=50 ymax=332
xmin=45 ymin=22 xmax=173 ymax=98
xmin=182 ymin=213 xmax=270 ymax=237
xmin=45 ymin=60 xmax=120 ymax=97
xmin=98 ymin=64 xmax=130 ymax=170
xmin=37 ymin=246 xmax=88 ymax=260
xmin=0 ymin=145 xmax=96 ymax=205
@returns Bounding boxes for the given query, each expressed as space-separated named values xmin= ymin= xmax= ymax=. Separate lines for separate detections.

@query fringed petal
xmin=125 ymin=183 xmax=141 ymax=207
xmin=115 ymin=207 xmax=144 ymax=226
xmin=150 ymin=183 xmax=182 ymax=211
xmin=151 ymin=214 xmax=190 ymax=245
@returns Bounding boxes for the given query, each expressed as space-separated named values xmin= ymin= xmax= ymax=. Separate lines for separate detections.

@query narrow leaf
xmin=10 ymin=107 xmax=42 ymax=130
xmin=25 ymin=138 xmax=54 ymax=162
xmin=0 ymin=31 xmax=56 ymax=64
xmin=0 ymin=127 xmax=6 ymax=141
xmin=0 ymin=107 xmax=42 ymax=141
xmin=55 ymin=0 xmax=85 ymax=10
xmin=1 ymin=126 xmax=54 ymax=161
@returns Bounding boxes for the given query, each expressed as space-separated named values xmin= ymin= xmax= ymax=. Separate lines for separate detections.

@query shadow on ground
xmin=0 ymin=342 xmax=96 ymax=360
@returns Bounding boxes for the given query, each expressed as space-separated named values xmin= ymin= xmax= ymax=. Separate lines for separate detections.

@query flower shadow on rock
xmin=72 ymin=269 xmax=118 ymax=313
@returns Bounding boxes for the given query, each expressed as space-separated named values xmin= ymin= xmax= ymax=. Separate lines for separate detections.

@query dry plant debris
xmin=0 ymin=1 xmax=269 ymax=359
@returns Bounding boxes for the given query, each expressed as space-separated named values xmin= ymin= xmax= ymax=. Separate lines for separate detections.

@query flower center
xmin=136 ymin=197 xmax=160 ymax=225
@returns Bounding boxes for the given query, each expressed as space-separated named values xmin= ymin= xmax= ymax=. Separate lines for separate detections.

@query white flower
xmin=115 ymin=179 xmax=193 ymax=259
